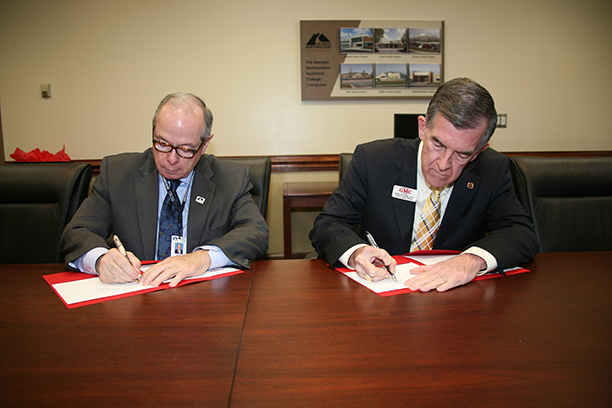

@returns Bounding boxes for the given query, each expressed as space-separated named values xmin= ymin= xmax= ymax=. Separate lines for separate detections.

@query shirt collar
xmin=159 ymin=169 xmax=195 ymax=186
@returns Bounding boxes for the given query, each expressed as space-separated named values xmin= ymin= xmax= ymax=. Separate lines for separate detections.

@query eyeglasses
xmin=152 ymin=139 xmax=204 ymax=159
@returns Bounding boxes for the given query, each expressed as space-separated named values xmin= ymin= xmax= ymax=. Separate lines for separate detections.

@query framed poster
xmin=300 ymin=20 xmax=444 ymax=100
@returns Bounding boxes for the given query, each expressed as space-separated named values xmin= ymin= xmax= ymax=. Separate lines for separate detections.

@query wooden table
xmin=1 ymin=252 xmax=611 ymax=407
xmin=230 ymin=253 xmax=612 ymax=407
xmin=282 ymin=181 xmax=337 ymax=258
xmin=0 ymin=263 xmax=253 ymax=407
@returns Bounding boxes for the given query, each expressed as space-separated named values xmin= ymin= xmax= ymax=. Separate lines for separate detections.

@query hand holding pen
xmin=95 ymin=235 xmax=142 ymax=284
xmin=365 ymin=231 xmax=397 ymax=282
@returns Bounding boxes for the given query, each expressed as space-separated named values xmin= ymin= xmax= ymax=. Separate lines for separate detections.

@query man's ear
xmin=417 ymin=115 xmax=427 ymax=141
xmin=202 ymin=134 xmax=214 ymax=152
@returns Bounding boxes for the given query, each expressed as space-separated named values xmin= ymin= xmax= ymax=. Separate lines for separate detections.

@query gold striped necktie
xmin=415 ymin=188 xmax=443 ymax=251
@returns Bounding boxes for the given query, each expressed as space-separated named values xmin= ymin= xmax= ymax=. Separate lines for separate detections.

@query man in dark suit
xmin=61 ymin=93 xmax=268 ymax=287
xmin=310 ymin=78 xmax=537 ymax=292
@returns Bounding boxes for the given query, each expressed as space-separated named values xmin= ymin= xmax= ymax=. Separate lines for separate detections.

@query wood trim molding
xmin=268 ymin=155 xmax=339 ymax=172
xmin=502 ymin=151 xmax=612 ymax=157
xmin=16 ymin=150 xmax=612 ymax=175
xmin=72 ymin=155 xmax=340 ymax=175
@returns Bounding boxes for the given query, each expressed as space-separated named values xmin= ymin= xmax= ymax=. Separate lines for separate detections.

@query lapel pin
xmin=195 ymin=196 xmax=205 ymax=204
xmin=467 ymin=182 xmax=474 ymax=189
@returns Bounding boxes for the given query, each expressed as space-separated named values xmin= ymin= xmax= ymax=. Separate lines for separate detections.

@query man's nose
xmin=167 ymin=149 xmax=180 ymax=164
xmin=438 ymin=151 xmax=453 ymax=170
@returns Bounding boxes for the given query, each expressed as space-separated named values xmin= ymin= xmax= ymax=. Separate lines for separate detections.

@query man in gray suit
xmin=61 ymin=93 xmax=268 ymax=287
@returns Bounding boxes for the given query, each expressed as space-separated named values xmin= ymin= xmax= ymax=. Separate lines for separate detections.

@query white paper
xmin=343 ymin=262 xmax=421 ymax=294
xmin=52 ymin=266 xmax=240 ymax=305
xmin=343 ymin=253 xmax=522 ymax=295
xmin=401 ymin=253 xmax=457 ymax=265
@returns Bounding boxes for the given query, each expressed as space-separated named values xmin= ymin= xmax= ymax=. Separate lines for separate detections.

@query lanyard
xmin=162 ymin=177 xmax=189 ymax=233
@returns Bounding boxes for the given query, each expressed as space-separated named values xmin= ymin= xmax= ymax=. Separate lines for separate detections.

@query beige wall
xmin=1 ymin=0 xmax=611 ymax=256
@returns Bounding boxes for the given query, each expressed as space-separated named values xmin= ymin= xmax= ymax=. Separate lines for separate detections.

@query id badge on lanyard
xmin=171 ymin=235 xmax=187 ymax=256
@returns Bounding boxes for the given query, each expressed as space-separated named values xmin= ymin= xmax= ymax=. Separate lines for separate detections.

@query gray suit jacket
xmin=61 ymin=149 xmax=268 ymax=269
xmin=309 ymin=138 xmax=538 ymax=269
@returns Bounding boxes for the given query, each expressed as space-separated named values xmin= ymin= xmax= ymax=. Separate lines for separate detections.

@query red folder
xmin=43 ymin=261 xmax=244 ymax=309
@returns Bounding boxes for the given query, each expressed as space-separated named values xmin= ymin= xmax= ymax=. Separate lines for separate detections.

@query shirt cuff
xmin=195 ymin=245 xmax=233 ymax=269
xmin=71 ymin=247 xmax=109 ymax=276
xmin=338 ymin=244 xmax=367 ymax=269
xmin=463 ymin=246 xmax=498 ymax=275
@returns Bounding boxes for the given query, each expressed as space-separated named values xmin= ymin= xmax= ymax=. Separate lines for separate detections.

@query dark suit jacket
xmin=309 ymin=138 xmax=537 ymax=269
xmin=61 ymin=149 xmax=269 ymax=269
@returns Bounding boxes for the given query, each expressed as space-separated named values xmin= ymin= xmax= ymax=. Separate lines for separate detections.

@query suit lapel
xmin=135 ymin=154 xmax=160 ymax=260
xmin=435 ymin=162 xmax=480 ymax=245
xmin=392 ymin=143 xmax=419 ymax=251
xmin=187 ymin=156 xmax=216 ymax=252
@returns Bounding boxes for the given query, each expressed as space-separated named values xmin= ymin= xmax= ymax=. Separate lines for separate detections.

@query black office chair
xmin=221 ymin=156 xmax=271 ymax=220
xmin=0 ymin=162 xmax=93 ymax=263
xmin=339 ymin=153 xmax=353 ymax=181
xmin=509 ymin=156 xmax=612 ymax=252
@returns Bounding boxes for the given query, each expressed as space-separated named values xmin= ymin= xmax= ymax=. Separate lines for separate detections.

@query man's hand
xmin=97 ymin=248 xmax=141 ymax=284
xmin=404 ymin=253 xmax=486 ymax=292
xmin=349 ymin=246 xmax=397 ymax=282
xmin=140 ymin=250 xmax=212 ymax=288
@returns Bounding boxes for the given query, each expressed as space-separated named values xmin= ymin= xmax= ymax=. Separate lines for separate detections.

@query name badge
xmin=171 ymin=235 xmax=187 ymax=257
xmin=392 ymin=185 xmax=417 ymax=202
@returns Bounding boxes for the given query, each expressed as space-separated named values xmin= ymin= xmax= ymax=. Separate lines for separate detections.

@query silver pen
xmin=365 ymin=231 xmax=397 ymax=282
xmin=113 ymin=235 xmax=140 ymax=282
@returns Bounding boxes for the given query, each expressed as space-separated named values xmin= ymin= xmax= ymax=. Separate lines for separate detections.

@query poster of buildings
xmin=301 ymin=20 xmax=444 ymax=100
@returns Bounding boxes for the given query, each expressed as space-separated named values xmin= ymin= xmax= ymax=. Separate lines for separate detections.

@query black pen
xmin=365 ymin=231 xmax=397 ymax=282
xmin=495 ymin=268 xmax=507 ymax=276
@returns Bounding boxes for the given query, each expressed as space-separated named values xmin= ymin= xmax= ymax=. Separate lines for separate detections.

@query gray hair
xmin=425 ymin=77 xmax=497 ymax=151
xmin=152 ymin=92 xmax=213 ymax=142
